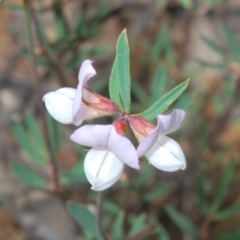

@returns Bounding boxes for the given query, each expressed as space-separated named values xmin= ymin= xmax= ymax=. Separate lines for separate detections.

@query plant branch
xmin=96 ymin=191 xmax=108 ymax=240
xmin=23 ymin=0 xmax=60 ymax=193
xmin=27 ymin=1 xmax=69 ymax=86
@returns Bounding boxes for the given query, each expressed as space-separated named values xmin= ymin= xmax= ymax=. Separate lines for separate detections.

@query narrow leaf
xmin=211 ymin=161 xmax=234 ymax=213
xmin=178 ymin=0 xmax=193 ymax=9
xmin=67 ymin=201 xmax=101 ymax=239
xmin=144 ymin=183 xmax=170 ymax=202
xmin=47 ymin=114 xmax=60 ymax=158
xmin=113 ymin=211 xmax=124 ymax=240
xmin=214 ymin=202 xmax=240 ymax=220
xmin=128 ymin=215 xmax=146 ymax=237
xmin=197 ymin=174 xmax=209 ymax=215
xmin=60 ymin=161 xmax=87 ymax=184
xmin=214 ymin=231 xmax=240 ymax=240
xmin=109 ymin=29 xmax=131 ymax=112
xmin=223 ymin=26 xmax=240 ymax=62
xmin=150 ymin=219 xmax=170 ymax=240
xmin=12 ymin=123 xmax=46 ymax=165
xmin=12 ymin=163 xmax=48 ymax=188
xmin=26 ymin=114 xmax=49 ymax=161
xmin=201 ymin=36 xmax=224 ymax=57
xmin=137 ymin=79 xmax=190 ymax=120
xmin=164 ymin=204 xmax=199 ymax=237
xmin=53 ymin=2 xmax=66 ymax=40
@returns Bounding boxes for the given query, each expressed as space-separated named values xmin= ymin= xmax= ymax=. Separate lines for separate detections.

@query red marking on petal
xmin=113 ymin=118 xmax=127 ymax=135
xmin=128 ymin=115 xmax=156 ymax=141
xmin=83 ymin=88 xmax=123 ymax=115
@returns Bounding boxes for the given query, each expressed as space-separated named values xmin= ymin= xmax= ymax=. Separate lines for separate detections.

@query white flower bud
xmin=43 ymin=88 xmax=76 ymax=124
xmin=84 ymin=147 xmax=124 ymax=191
xmin=146 ymin=136 xmax=186 ymax=172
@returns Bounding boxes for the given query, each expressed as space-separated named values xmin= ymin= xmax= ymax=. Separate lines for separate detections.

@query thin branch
xmin=27 ymin=1 xmax=69 ymax=86
xmin=23 ymin=0 xmax=60 ymax=193
xmin=96 ymin=191 xmax=109 ymax=240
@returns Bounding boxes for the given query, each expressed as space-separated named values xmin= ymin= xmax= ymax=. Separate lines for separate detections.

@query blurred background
xmin=1 ymin=0 xmax=240 ymax=239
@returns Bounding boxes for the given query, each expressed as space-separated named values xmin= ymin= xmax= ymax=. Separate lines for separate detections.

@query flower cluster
xmin=43 ymin=60 xmax=187 ymax=191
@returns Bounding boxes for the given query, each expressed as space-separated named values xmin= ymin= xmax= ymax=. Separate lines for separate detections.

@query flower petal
xmin=43 ymin=88 xmax=76 ymax=124
xmin=70 ymin=124 xmax=140 ymax=169
xmin=137 ymin=109 xmax=186 ymax=157
xmin=70 ymin=125 xmax=112 ymax=147
xmin=108 ymin=127 xmax=140 ymax=169
xmin=156 ymin=109 xmax=187 ymax=136
xmin=84 ymin=147 xmax=123 ymax=191
xmin=72 ymin=60 xmax=96 ymax=126
xmin=146 ymin=136 xmax=186 ymax=172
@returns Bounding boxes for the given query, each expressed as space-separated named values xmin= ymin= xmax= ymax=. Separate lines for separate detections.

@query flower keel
xmin=84 ymin=147 xmax=123 ymax=191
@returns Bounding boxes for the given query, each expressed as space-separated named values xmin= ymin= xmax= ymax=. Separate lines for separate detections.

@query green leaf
xmin=67 ymin=201 xmax=101 ymax=239
xmin=214 ymin=231 xmax=240 ymax=240
xmin=128 ymin=215 xmax=147 ymax=237
xmin=137 ymin=79 xmax=190 ymax=120
xmin=214 ymin=202 xmax=240 ymax=220
xmin=53 ymin=2 xmax=66 ymax=40
xmin=197 ymin=59 xmax=224 ymax=69
xmin=150 ymin=219 xmax=170 ymax=240
xmin=197 ymin=174 xmax=209 ymax=216
xmin=12 ymin=123 xmax=47 ymax=165
xmin=144 ymin=182 xmax=170 ymax=202
xmin=173 ymin=93 xmax=193 ymax=110
xmin=113 ymin=211 xmax=124 ymax=240
xmin=164 ymin=204 xmax=199 ymax=237
xmin=12 ymin=163 xmax=48 ymax=188
xmin=109 ymin=29 xmax=131 ymax=112
xmin=178 ymin=0 xmax=193 ymax=9
xmin=0 ymin=193 xmax=7 ymax=206
xmin=137 ymin=162 xmax=152 ymax=188
xmin=47 ymin=114 xmax=60 ymax=158
xmin=25 ymin=114 xmax=49 ymax=161
xmin=210 ymin=161 xmax=234 ymax=213
xmin=151 ymin=66 xmax=167 ymax=104
xmin=223 ymin=26 xmax=240 ymax=62
xmin=201 ymin=36 xmax=224 ymax=57
xmin=74 ymin=12 xmax=89 ymax=38
xmin=60 ymin=161 xmax=87 ymax=184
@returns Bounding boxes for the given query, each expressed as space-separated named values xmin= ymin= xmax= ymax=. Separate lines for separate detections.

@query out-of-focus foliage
xmin=1 ymin=0 xmax=240 ymax=239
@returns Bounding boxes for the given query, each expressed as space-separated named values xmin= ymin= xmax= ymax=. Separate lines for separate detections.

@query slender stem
xmin=23 ymin=0 xmax=60 ymax=193
xmin=96 ymin=191 xmax=108 ymax=240
xmin=27 ymin=1 xmax=68 ymax=86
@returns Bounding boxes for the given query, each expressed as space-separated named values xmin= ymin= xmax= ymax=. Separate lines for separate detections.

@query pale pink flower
xmin=70 ymin=119 xmax=139 ymax=190
xmin=43 ymin=60 xmax=121 ymax=125
xmin=129 ymin=109 xmax=187 ymax=172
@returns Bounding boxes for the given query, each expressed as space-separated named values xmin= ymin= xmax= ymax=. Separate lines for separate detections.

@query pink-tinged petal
xmin=78 ymin=59 xmax=96 ymax=84
xmin=128 ymin=115 xmax=156 ymax=142
xmin=108 ymin=127 xmax=140 ymax=170
xmin=137 ymin=109 xmax=186 ymax=157
xmin=70 ymin=125 xmax=112 ymax=147
xmin=137 ymin=126 xmax=160 ymax=158
xmin=70 ymin=124 xmax=140 ymax=169
xmin=146 ymin=136 xmax=186 ymax=172
xmin=157 ymin=109 xmax=187 ymax=136
xmin=72 ymin=60 xmax=96 ymax=126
